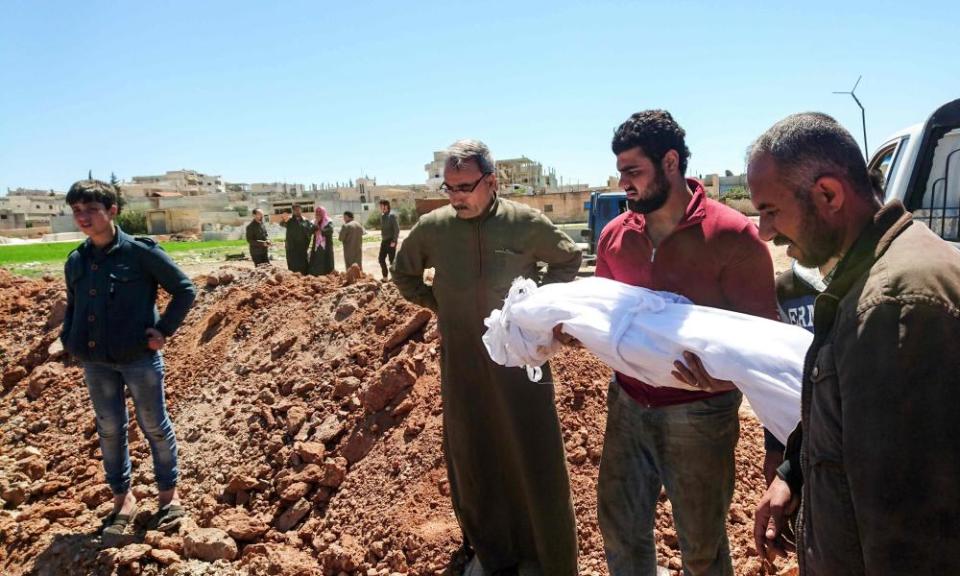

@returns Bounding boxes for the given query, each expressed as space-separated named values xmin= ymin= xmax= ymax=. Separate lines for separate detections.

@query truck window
xmin=909 ymin=128 xmax=960 ymax=241
xmin=869 ymin=139 xmax=907 ymax=191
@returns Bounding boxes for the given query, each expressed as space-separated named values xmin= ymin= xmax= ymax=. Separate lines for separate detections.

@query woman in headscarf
xmin=308 ymin=206 xmax=335 ymax=275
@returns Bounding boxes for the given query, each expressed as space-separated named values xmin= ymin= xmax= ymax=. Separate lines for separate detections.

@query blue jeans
xmin=83 ymin=352 xmax=179 ymax=495
xmin=598 ymin=382 xmax=740 ymax=576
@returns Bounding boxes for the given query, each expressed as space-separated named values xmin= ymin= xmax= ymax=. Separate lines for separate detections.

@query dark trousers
xmin=250 ymin=247 xmax=269 ymax=266
xmin=378 ymin=240 xmax=396 ymax=279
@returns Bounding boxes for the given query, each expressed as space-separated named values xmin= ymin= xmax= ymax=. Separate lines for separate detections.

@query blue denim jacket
xmin=61 ymin=227 xmax=196 ymax=364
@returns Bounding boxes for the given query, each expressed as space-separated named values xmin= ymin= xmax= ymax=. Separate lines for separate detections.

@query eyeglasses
xmin=439 ymin=173 xmax=490 ymax=195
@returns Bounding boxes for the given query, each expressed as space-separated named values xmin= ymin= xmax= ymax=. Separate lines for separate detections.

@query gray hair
xmin=749 ymin=112 xmax=874 ymax=200
xmin=445 ymin=139 xmax=496 ymax=174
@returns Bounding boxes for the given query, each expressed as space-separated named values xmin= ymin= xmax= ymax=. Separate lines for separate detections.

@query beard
xmin=626 ymin=166 xmax=671 ymax=214
xmin=777 ymin=200 xmax=843 ymax=267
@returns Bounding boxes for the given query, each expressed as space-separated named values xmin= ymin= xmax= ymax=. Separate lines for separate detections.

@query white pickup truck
xmin=869 ymin=98 xmax=960 ymax=245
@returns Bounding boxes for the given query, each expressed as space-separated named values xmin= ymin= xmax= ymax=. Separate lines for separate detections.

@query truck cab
xmin=581 ymin=191 xmax=627 ymax=255
xmin=869 ymin=98 xmax=960 ymax=246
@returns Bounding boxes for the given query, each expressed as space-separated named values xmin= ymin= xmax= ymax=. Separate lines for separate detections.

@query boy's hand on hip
xmin=145 ymin=328 xmax=166 ymax=351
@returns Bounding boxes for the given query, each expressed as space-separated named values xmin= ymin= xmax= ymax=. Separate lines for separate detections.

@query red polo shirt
xmin=596 ymin=179 xmax=778 ymax=407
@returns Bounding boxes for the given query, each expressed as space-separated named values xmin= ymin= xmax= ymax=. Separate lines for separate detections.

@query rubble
xmin=0 ymin=266 xmax=787 ymax=575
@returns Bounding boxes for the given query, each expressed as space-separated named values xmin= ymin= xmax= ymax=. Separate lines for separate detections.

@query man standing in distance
xmin=339 ymin=210 xmax=365 ymax=270
xmin=246 ymin=208 xmax=270 ymax=266
xmin=751 ymin=112 xmax=960 ymax=574
xmin=378 ymin=200 xmax=399 ymax=279
xmin=595 ymin=110 xmax=778 ymax=575
xmin=280 ymin=203 xmax=313 ymax=273
xmin=393 ymin=139 xmax=582 ymax=575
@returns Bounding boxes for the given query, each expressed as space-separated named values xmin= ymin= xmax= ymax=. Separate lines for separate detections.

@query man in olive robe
xmin=393 ymin=139 xmax=582 ymax=576
xmin=338 ymin=210 xmax=365 ymax=270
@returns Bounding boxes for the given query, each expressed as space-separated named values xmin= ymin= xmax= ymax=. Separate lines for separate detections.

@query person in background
xmin=378 ymin=200 xmax=399 ymax=279
xmin=339 ymin=210 xmax=365 ymax=270
xmin=280 ymin=203 xmax=313 ymax=273
xmin=246 ymin=208 xmax=271 ymax=266
xmin=308 ymin=205 xmax=334 ymax=275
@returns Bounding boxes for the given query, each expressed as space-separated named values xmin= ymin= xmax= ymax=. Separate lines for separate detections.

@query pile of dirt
xmin=0 ymin=266 xmax=793 ymax=575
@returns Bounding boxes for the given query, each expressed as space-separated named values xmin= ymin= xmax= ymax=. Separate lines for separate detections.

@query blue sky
xmin=2 ymin=0 xmax=958 ymax=193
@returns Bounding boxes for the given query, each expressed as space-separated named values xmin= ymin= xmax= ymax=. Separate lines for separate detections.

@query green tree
xmin=366 ymin=210 xmax=381 ymax=230
xmin=116 ymin=209 xmax=148 ymax=234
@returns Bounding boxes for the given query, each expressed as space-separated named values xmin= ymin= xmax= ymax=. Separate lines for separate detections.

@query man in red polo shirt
xmin=595 ymin=110 xmax=778 ymax=576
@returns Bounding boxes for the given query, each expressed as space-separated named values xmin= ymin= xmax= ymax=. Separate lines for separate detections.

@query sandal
xmin=150 ymin=503 xmax=187 ymax=533
xmin=101 ymin=504 xmax=138 ymax=537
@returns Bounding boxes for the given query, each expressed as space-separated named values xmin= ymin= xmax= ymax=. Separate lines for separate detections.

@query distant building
xmin=496 ymin=156 xmax=557 ymax=194
xmin=247 ymin=182 xmax=307 ymax=197
xmin=0 ymin=190 xmax=67 ymax=231
xmin=424 ymin=151 xmax=448 ymax=191
xmin=701 ymin=173 xmax=748 ymax=198
xmin=424 ymin=151 xmax=559 ymax=194
xmin=123 ymin=169 xmax=224 ymax=197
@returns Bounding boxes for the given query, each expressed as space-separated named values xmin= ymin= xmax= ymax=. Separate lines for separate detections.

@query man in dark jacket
xmin=62 ymin=180 xmax=196 ymax=539
xmin=280 ymin=203 xmax=313 ymax=273
xmin=751 ymin=112 xmax=960 ymax=575
xmin=394 ymin=139 xmax=582 ymax=575
xmin=378 ymin=200 xmax=399 ymax=279
xmin=246 ymin=209 xmax=270 ymax=265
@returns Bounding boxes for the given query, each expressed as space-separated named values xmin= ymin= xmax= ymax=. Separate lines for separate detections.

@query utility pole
xmin=833 ymin=75 xmax=868 ymax=155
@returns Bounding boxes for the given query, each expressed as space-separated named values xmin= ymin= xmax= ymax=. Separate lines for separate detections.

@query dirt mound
xmin=0 ymin=265 xmax=794 ymax=575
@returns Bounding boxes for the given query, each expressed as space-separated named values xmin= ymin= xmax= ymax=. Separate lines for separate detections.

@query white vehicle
xmin=869 ymin=98 xmax=960 ymax=245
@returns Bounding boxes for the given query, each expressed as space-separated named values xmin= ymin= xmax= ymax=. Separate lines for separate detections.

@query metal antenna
xmin=833 ymin=75 xmax=868 ymax=155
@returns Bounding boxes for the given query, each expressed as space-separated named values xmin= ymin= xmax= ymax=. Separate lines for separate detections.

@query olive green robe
xmin=338 ymin=220 xmax=365 ymax=269
xmin=393 ymin=197 xmax=581 ymax=576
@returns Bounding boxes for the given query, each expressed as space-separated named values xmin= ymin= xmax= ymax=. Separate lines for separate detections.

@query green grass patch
xmin=1 ymin=234 xmax=385 ymax=278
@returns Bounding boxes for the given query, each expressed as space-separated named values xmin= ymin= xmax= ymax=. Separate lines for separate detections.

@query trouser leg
xmin=122 ymin=353 xmax=179 ymax=492
xmin=658 ymin=392 xmax=741 ymax=576
xmin=598 ymin=382 xmax=662 ymax=576
xmin=83 ymin=362 xmax=132 ymax=495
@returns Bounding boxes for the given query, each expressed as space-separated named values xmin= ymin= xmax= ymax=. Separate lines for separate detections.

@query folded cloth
xmin=482 ymin=276 xmax=812 ymax=444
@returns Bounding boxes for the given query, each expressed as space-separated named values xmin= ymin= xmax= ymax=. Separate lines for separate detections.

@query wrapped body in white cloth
xmin=482 ymin=276 xmax=812 ymax=445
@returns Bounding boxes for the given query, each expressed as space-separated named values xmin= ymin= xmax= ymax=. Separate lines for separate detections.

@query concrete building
xmin=0 ymin=190 xmax=68 ymax=231
xmin=248 ymin=182 xmax=308 ymax=197
xmin=496 ymin=157 xmax=558 ymax=194
xmin=424 ymin=151 xmax=448 ymax=191
xmin=701 ymin=173 xmax=748 ymax=198
xmin=146 ymin=208 xmax=201 ymax=235
xmin=424 ymin=152 xmax=559 ymax=194
xmin=123 ymin=170 xmax=224 ymax=197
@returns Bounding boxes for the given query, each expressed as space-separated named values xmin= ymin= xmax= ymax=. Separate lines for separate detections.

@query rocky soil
xmin=0 ymin=266 xmax=795 ymax=575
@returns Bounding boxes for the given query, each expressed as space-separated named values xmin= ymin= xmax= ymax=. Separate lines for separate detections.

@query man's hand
xmin=754 ymin=476 xmax=798 ymax=561
xmin=390 ymin=241 xmax=397 ymax=248
xmin=672 ymin=351 xmax=737 ymax=392
xmin=145 ymin=328 xmax=166 ymax=351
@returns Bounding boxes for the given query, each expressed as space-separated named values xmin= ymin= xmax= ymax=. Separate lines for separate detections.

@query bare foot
xmin=113 ymin=492 xmax=137 ymax=516
xmin=158 ymin=487 xmax=180 ymax=508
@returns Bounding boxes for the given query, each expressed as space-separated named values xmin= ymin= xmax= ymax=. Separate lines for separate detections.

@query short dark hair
xmin=749 ymin=112 xmax=874 ymax=201
xmin=379 ymin=200 xmax=391 ymax=209
xmin=612 ymin=110 xmax=691 ymax=174
xmin=292 ymin=203 xmax=301 ymax=210
xmin=66 ymin=179 xmax=120 ymax=210
xmin=343 ymin=211 xmax=354 ymax=219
